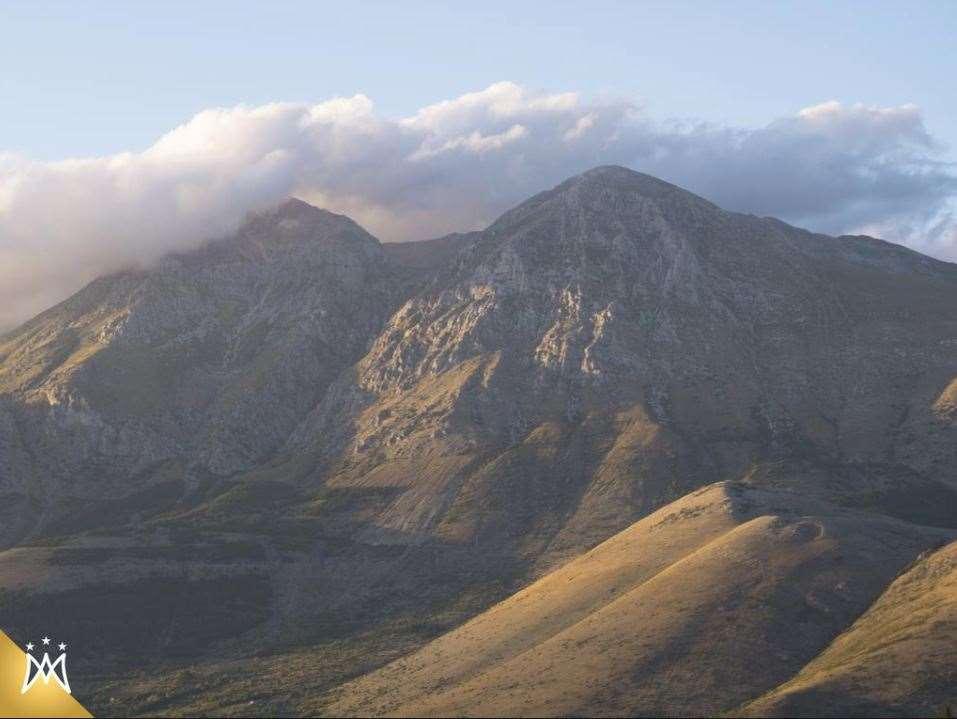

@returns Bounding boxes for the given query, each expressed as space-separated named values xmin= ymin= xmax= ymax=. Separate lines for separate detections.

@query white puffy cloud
xmin=1 ymin=82 xmax=955 ymax=330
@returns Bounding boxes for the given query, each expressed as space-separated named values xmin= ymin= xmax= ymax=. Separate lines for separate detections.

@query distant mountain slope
xmin=325 ymin=482 xmax=954 ymax=717
xmin=0 ymin=199 xmax=402 ymax=545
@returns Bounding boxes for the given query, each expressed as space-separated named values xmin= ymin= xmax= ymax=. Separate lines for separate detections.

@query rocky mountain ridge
xmin=280 ymin=166 xmax=957 ymax=564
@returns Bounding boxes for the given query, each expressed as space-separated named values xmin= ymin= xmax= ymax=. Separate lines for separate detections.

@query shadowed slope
xmin=741 ymin=539 xmax=957 ymax=718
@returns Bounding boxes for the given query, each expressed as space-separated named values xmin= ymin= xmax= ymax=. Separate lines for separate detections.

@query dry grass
xmin=741 ymin=540 xmax=957 ymax=717
xmin=325 ymin=483 xmax=952 ymax=717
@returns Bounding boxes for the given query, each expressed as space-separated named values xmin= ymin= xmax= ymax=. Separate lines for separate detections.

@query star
xmin=42 ymin=636 xmax=50 ymax=645
xmin=58 ymin=642 xmax=67 ymax=651
xmin=25 ymin=642 xmax=34 ymax=651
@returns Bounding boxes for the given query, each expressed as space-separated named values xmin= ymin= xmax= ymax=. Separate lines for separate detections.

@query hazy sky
xmin=1 ymin=1 xmax=956 ymax=329
xmin=3 ymin=0 xmax=955 ymax=159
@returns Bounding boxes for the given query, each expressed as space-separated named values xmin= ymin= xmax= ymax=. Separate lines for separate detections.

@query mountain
xmin=0 ymin=166 xmax=954 ymax=717
xmin=285 ymin=165 xmax=957 ymax=567
xmin=0 ymin=199 xmax=401 ymax=545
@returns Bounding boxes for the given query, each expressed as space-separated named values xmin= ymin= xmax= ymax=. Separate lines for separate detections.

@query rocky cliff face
xmin=1 ymin=167 xmax=955 ymax=717
xmin=0 ymin=199 xmax=403 ymax=543
xmin=287 ymin=166 xmax=957 ymax=566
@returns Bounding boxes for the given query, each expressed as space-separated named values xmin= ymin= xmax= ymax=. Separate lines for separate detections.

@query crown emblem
xmin=21 ymin=636 xmax=71 ymax=694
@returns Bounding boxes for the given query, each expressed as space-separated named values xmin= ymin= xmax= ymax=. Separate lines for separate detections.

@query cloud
xmin=1 ymin=81 xmax=955 ymax=330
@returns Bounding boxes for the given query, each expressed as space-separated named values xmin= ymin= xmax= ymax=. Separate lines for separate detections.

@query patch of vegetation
xmin=208 ymin=479 xmax=304 ymax=514
xmin=0 ymin=573 xmax=273 ymax=676
xmin=305 ymin=485 xmax=404 ymax=516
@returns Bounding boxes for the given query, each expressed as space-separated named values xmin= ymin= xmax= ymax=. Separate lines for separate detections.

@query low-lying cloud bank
xmin=2 ymin=81 xmax=955 ymax=329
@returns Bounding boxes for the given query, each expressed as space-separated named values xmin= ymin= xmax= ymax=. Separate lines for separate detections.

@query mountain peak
xmin=238 ymin=197 xmax=373 ymax=240
xmin=568 ymin=165 xmax=713 ymax=204
xmin=578 ymin=164 xmax=659 ymax=183
xmin=488 ymin=165 xmax=718 ymax=235
xmin=274 ymin=196 xmax=321 ymax=218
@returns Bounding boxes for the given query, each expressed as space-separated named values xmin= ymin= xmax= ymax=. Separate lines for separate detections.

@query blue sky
xmin=1 ymin=1 xmax=956 ymax=328
xmin=2 ymin=0 xmax=955 ymax=159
